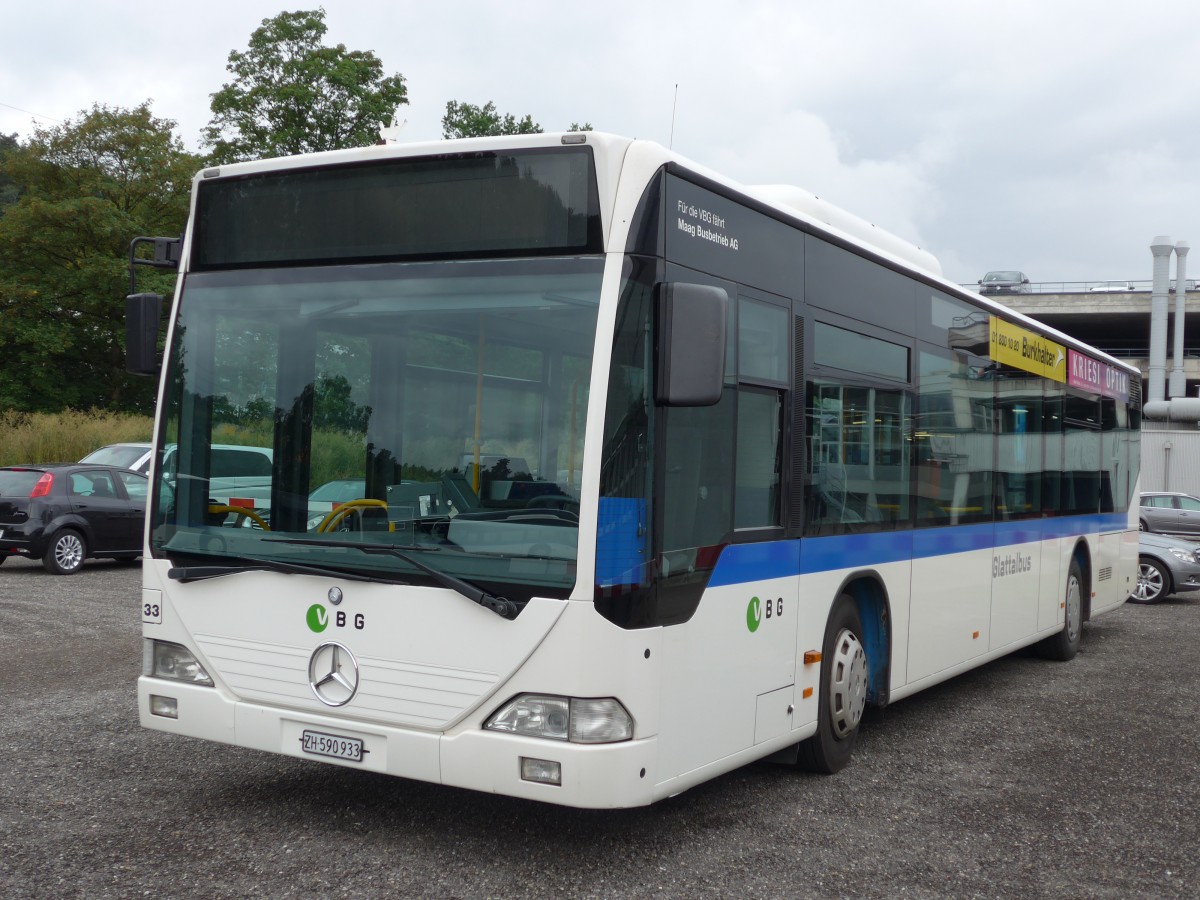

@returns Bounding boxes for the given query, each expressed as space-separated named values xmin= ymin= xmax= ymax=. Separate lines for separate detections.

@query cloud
xmin=3 ymin=0 xmax=1200 ymax=283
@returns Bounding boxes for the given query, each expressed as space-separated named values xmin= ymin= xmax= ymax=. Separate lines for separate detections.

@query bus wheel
xmin=1036 ymin=559 xmax=1083 ymax=661
xmin=797 ymin=594 xmax=868 ymax=774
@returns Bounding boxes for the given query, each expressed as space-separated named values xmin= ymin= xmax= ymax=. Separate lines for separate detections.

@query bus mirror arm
xmin=654 ymin=282 xmax=728 ymax=407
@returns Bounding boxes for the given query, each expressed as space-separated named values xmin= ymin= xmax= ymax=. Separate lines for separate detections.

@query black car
xmin=978 ymin=270 xmax=1031 ymax=295
xmin=0 ymin=464 xmax=147 ymax=574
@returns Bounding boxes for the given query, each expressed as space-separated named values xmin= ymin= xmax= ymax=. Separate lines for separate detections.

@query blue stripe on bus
xmin=707 ymin=512 xmax=1129 ymax=587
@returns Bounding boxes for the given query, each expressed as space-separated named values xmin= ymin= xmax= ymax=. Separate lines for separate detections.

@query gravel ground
xmin=1 ymin=554 xmax=1197 ymax=899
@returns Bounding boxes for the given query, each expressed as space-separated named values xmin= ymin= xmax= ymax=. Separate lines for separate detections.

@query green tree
xmin=203 ymin=8 xmax=408 ymax=163
xmin=441 ymin=101 xmax=543 ymax=139
xmin=0 ymin=133 xmax=20 ymax=211
xmin=0 ymin=102 xmax=198 ymax=413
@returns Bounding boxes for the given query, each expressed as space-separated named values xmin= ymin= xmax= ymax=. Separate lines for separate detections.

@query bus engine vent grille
xmin=1098 ymin=566 xmax=1112 ymax=582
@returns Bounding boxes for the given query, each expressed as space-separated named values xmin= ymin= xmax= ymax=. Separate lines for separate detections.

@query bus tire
xmin=1036 ymin=559 xmax=1083 ymax=661
xmin=797 ymin=593 xmax=868 ymax=774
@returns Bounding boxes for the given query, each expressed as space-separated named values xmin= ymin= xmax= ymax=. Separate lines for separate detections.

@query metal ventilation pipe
xmin=1170 ymin=242 xmax=1190 ymax=398
xmin=1148 ymin=235 xmax=1174 ymax=404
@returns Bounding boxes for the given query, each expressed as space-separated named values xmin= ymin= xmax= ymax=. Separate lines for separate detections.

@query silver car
xmin=1132 ymin=531 xmax=1200 ymax=604
xmin=1139 ymin=492 xmax=1200 ymax=535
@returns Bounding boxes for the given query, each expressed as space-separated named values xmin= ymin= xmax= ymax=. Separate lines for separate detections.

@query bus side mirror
xmin=126 ymin=293 xmax=163 ymax=375
xmin=655 ymin=282 xmax=727 ymax=407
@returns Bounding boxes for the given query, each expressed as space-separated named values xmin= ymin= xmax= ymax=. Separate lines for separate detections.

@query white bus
xmin=133 ymin=132 xmax=1140 ymax=808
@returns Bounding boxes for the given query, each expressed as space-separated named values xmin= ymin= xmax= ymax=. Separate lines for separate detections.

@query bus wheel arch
xmin=797 ymin=574 xmax=890 ymax=773
xmin=839 ymin=573 xmax=892 ymax=706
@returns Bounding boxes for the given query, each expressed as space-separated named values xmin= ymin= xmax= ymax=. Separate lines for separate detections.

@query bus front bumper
xmin=138 ymin=677 xmax=658 ymax=809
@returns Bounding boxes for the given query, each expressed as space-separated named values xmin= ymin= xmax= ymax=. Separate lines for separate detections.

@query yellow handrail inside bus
xmin=207 ymin=504 xmax=270 ymax=531
xmin=315 ymin=498 xmax=390 ymax=533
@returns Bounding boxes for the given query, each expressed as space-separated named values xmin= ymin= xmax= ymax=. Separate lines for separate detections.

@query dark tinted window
xmin=994 ymin=364 xmax=1043 ymax=520
xmin=1061 ymin=391 xmax=1100 ymax=515
xmin=806 ymin=382 xmax=911 ymax=534
xmin=211 ymin=449 xmax=272 ymax=478
xmin=193 ymin=149 xmax=602 ymax=269
xmin=814 ymin=322 xmax=909 ymax=382
xmin=805 ymin=238 xmax=917 ymax=335
xmin=914 ymin=350 xmax=992 ymax=526
xmin=735 ymin=389 xmax=782 ymax=529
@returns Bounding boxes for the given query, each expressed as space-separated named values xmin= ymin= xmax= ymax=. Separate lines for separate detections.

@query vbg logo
xmin=746 ymin=596 xmax=783 ymax=633
xmin=306 ymin=603 xmax=366 ymax=633
xmin=306 ymin=604 xmax=329 ymax=633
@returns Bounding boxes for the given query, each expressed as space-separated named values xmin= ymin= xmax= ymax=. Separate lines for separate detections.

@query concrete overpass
xmin=966 ymin=283 xmax=1200 ymax=396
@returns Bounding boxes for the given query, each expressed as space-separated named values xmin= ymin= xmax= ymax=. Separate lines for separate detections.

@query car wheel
xmin=43 ymin=529 xmax=86 ymax=575
xmin=1139 ymin=519 xmax=1148 ymax=532
xmin=1130 ymin=557 xmax=1169 ymax=604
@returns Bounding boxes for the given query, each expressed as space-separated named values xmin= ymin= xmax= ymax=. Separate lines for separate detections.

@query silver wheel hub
xmin=56 ymin=534 xmax=83 ymax=570
xmin=829 ymin=628 xmax=868 ymax=739
xmin=1065 ymin=573 xmax=1082 ymax=640
xmin=1134 ymin=564 xmax=1164 ymax=603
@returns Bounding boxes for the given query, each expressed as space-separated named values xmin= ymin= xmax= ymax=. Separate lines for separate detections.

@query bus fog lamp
xmin=520 ymin=756 xmax=562 ymax=785
xmin=149 ymin=694 xmax=178 ymax=718
xmin=148 ymin=640 xmax=214 ymax=686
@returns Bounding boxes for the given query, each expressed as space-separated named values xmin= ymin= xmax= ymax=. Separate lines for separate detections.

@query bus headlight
xmin=145 ymin=639 xmax=214 ymax=686
xmin=485 ymin=694 xmax=633 ymax=743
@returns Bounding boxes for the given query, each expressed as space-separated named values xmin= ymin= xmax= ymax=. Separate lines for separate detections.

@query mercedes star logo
xmin=308 ymin=641 xmax=360 ymax=707
xmin=328 ymin=586 xmax=343 ymax=606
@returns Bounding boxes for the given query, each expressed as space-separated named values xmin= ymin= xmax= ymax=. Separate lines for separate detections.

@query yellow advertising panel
xmin=989 ymin=316 xmax=1066 ymax=382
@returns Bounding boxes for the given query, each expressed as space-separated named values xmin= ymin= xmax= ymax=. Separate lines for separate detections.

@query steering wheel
xmin=315 ymin=499 xmax=388 ymax=533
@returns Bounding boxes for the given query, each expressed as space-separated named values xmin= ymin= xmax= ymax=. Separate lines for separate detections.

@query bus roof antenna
xmin=670 ymin=84 xmax=678 ymax=149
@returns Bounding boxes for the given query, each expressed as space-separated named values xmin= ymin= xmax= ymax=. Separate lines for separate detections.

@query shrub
xmin=0 ymin=409 xmax=154 ymax=466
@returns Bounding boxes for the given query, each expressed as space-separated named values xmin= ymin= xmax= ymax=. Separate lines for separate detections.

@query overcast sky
xmin=3 ymin=0 xmax=1199 ymax=285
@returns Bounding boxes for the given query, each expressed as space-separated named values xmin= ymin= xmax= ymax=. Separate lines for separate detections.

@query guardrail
xmin=960 ymin=280 xmax=1198 ymax=294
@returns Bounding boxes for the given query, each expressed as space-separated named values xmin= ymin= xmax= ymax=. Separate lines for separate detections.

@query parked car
xmin=80 ymin=443 xmax=273 ymax=498
xmin=978 ymin=271 xmax=1031 ymax=295
xmin=1089 ymin=281 xmax=1135 ymax=292
xmin=79 ymin=442 xmax=152 ymax=473
xmin=0 ymin=464 xmax=147 ymax=574
xmin=1138 ymin=492 xmax=1200 ymax=535
xmin=1131 ymin=531 xmax=1200 ymax=603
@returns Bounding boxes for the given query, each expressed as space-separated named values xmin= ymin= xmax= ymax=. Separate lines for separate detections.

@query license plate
xmin=300 ymin=729 xmax=363 ymax=762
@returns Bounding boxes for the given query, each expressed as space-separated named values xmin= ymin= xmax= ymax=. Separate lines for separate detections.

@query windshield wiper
xmin=266 ymin=537 xmax=518 ymax=619
xmin=168 ymin=558 xmax=405 ymax=585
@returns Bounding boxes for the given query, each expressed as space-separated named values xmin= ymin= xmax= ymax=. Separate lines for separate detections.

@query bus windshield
xmin=151 ymin=256 xmax=603 ymax=603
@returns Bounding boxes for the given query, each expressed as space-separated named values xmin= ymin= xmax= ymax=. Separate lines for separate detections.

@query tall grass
xmin=0 ymin=410 xmax=154 ymax=466
xmin=1 ymin=410 xmax=373 ymax=489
